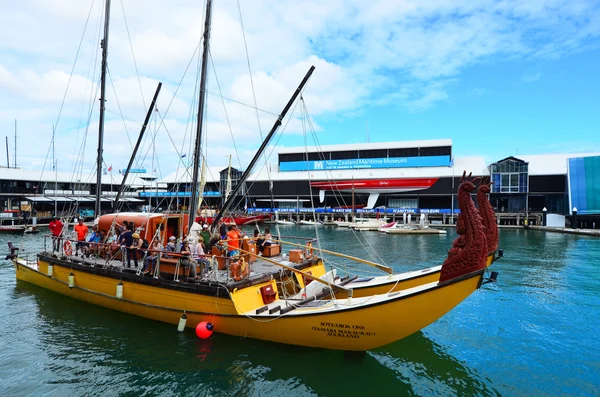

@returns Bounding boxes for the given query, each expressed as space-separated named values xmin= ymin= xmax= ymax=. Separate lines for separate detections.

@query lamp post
xmin=572 ymin=207 xmax=578 ymax=229
xmin=542 ymin=207 xmax=547 ymax=227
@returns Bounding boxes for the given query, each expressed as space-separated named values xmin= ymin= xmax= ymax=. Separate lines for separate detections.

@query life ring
xmin=305 ymin=242 xmax=313 ymax=257
xmin=63 ymin=241 xmax=73 ymax=256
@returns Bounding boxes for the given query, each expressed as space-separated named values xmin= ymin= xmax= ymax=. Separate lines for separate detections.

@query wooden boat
xmin=14 ymin=174 xmax=491 ymax=351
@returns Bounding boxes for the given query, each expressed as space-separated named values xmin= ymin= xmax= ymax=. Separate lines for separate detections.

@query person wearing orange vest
xmin=74 ymin=219 xmax=89 ymax=256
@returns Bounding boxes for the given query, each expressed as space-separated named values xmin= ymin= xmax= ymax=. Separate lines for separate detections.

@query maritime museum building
xmin=1 ymin=139 xmax=599 ymax=228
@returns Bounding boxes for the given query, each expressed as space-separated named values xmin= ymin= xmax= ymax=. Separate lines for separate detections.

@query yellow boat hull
xmin=15 ymin=256 xmax=484 ymax=351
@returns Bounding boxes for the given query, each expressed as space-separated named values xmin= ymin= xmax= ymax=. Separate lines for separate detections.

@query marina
xmin=1 ymin=227 xmax=599 ymax=395
xmin=1 ymin=0 xmax=599 ymax=395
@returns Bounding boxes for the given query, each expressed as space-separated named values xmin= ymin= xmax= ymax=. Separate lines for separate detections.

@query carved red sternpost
xmin=439 ymin=172 xmax=488 ymax=283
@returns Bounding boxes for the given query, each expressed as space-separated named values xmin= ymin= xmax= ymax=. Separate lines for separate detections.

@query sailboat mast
xmin=211 ymin=65 xmax=316 ymax=229
xmin=95 ymin=0 xmax=111 ymax=218
xmin=53 ymin=125 xmax=57 ymax=217
xmin=5 ymin=137 xmax=9 ymax=167
xmin=188 ymin=0 xmax=213 ymax=234
xmin=14 ymin=119 xmax=17 ymax=169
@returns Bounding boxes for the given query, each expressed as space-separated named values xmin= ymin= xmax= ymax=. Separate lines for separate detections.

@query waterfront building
xmin=1 ymin=140 xmax=598 ymax=227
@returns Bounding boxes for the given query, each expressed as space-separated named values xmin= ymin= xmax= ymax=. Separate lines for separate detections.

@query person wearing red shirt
xmin=48 ymin=217 xmax=64 ymax=252
xmin=73 ymin=219 xmax=89 ymax=256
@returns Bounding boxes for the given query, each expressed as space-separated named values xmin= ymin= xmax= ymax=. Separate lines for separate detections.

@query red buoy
xmin=195 ymin=321 xmax=214 ymax=339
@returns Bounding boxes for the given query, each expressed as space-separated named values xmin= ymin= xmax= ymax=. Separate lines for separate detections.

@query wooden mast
xmin=95 ymin=0 xmax=111 ymax=218
xmin=187 ymin=0 xmax=213 ymax=234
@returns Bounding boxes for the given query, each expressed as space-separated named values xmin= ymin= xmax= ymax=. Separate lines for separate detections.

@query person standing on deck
xmin=74 ymin=219 xmax=89 ymax=256
xmin=218 ymin=220 xmax=227 ymax=240
xmin=48 ymin=217 xmax=64 ymax=252
xmin=200 ymin=224 xmax=211 ymax=253
xmin=225 ymin=225 xmax=243 ymax=258
xmin=118 ymin=224 xmax=135 ymax=268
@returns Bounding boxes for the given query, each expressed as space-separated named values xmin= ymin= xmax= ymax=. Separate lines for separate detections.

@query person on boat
xmin=74 ymin=219 xmax=89 ymax=256
xmin=180 ymin=240 xmax=199 ymax=280
xmin=48 ymin=217 xmax=64 ymax=252
xmin=106 ymin=228 xmax=121 ymax=259
xmin=258 ymin=227 xmax=272 ymax=254
xmin=85 ymin=225 xmax=100 ymax=256
xmin=208 ymin=232 xmax=221 ymax=253
xmin=164 ymin=236 xmax=177 ymax=258
xmin=225 ymin=225 xmax=244 ymax=259
xmin=218 ymin=221 xmax=227 ymax=240
xmin=118 ymin=224 xmax=136 ymax=268
xmin=200 ymin=224 xmax=211 ymax=253
xmin=143 ymin=236 xmax=163 ymax=274
xmin=191 ymin=237 xmax=210 ymax=273
xmin=131 ymin=232 xmax=145 ymax=266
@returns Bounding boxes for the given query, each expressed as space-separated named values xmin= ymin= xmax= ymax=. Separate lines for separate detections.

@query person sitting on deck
xmin=74 ymin=219 xmax=89 ymax=256
xmin=143 ymin=236 xmax=163 ymax=274
xmin=258 ymin=227 xmax=272 ymax=254
xmin=180 ymin=240 xmax=198 ymax=280
xmin=85 ymin=225 xmax=100 ymax=256
xmin=191 ymin=236 xmax=210 ymax=272
xmin=106 ymin=228 xmax=121 ymax=259
xmin=164 ymin=236 xmax=177 ymax=258
xmin=208 ymin=232 xmax=222 ymax=253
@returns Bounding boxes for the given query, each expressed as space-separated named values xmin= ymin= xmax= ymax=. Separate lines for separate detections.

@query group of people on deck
xmin=48 ymin=216 xmax=277 ymax=280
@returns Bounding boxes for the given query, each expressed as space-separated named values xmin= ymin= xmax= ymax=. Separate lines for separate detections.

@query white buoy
xmin=68 ymin=273 xmax=75 ymax=288
xmin=47 ymin=264 xmax=53 ymax=277
xmin=177 ymin=313 xmax=187 ymax=332
xmin=116 ymin=282 xmax=123 ymax=299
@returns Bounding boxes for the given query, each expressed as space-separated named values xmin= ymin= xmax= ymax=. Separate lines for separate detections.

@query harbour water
xmin=1 ymin=227 xmax=599 ymax=396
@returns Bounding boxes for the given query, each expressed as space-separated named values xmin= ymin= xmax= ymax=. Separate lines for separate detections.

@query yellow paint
xmin=294 ymin=261 xmax=327 ymax=290
xmin=230 ymin=280 xmax=278 ymax=313
xmin=14 ymin=257 xmax=484 ymax=351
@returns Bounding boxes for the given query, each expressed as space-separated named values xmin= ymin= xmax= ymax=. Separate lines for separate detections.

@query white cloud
xmin=0 ymin=0 xmax=598 ymax=176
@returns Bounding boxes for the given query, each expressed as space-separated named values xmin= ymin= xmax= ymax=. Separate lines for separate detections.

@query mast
xmin=187 ymin=0 xmax=213 ymax=234
xmin=53 ymin=125 xmax=57 ymax=217
xmin=114 ymin=82 xmax=162 ymax=208
xmin=225 ymin=154 xmax=232 ymax=202
xmin=5 ymin=137 xmax=9 ymax=167
xmin=95 ymin=0 xmax=111 ymax=218
xmin=14 ymin=119 xmax=17 ymax=169
xmin=211 ymin=65 xmax=315 ymax=229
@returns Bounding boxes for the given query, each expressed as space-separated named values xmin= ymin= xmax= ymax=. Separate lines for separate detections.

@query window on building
xmin=359 ymin=149 xmax=387 ymax=159
xmin=330 ymin=150 xmax=359 ymax=160
xmin=419 ymin=146 xmax=452 ymax=157
xmin=279 ymin=153 xmax=304 ymax=163
xmin=306 ymin=152 xmax=330 ymax=161
xmin=389 ymin=148 xmax=419 ymax=158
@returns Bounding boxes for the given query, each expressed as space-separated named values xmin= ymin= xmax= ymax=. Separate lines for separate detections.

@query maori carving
xmin=477 ymin=177 xmax=499 ymax=253
xmin=439 ymin=172 xmax=488 ymax=283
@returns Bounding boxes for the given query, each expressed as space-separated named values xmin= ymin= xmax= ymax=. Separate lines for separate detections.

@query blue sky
xmin=0 ymin=0 xmax=599 ymax=178
xmin=302 ymin=49 xmax=600 ymax=161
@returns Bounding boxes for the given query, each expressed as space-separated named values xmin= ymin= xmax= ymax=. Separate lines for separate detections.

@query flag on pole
xmin=108 ymin=165 xmax=113 ymax=172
